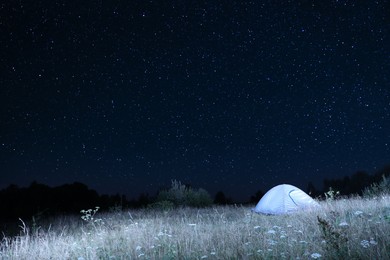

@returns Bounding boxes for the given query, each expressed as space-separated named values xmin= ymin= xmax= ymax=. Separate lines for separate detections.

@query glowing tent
xmin=253 ymin=184 xmax=319 ymax=215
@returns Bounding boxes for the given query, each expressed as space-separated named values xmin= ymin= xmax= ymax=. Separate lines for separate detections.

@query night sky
xmin=1 ymin=1 xmax=390 ymax=201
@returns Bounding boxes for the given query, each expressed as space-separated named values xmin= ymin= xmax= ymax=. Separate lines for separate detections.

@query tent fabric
xmin=253 ymin=184 xmax=319 ymax=215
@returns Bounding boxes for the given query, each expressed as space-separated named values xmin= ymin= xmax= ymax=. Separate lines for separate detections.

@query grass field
xmin=1 ymin=195 xmax=389 ymax=259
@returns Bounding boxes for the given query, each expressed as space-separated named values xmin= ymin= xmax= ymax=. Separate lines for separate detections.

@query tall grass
xmin=1 ymin=195 xmax=389 ymax=259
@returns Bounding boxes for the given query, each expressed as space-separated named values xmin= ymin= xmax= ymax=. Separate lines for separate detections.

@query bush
xmin=147 ymin=200 xmax=175 ymax=211
xmin=155 ymin=180 xmax=212 ymax=208
xmin=186 ymin=188 xmax=213 ymax=207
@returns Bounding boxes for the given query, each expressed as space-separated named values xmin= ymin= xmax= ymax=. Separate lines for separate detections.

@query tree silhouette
xmin=214 ymin=191 xmax=232 ymax=205
xmin=250 ymin=190 xmax=264 ymax=203
xmin=306 ymin=182 xmax=320 ymax=197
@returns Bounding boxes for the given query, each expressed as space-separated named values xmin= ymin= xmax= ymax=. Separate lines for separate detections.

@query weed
xmin=324 ymin=187 xmax=340 ymax=201
xmin=80 ymin=206 xmax=104 ymax=228
xmin=364 ymin=175 xmax=390 ymax=198
xmin=317 ymin=216 xmax=348 ymax=258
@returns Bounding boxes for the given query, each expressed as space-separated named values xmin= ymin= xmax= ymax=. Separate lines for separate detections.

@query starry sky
xmin=1 ymin=1 xmax=390 ymax=201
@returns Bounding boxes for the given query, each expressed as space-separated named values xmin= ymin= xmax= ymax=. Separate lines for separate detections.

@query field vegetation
xmin=1 ymin=193 xmax=389 ymax=259
xmin=1 ymin=178 xmax=389 ymax=259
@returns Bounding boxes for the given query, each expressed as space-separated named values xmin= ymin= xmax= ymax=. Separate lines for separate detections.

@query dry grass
xmin=1 ymin=195 xmax=389 ymax=259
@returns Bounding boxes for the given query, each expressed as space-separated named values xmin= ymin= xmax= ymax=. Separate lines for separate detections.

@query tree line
xmin=306 ymin=165 xmax=390 ymax=198
xmin=1 ymin=165 xmax=389 ymax=225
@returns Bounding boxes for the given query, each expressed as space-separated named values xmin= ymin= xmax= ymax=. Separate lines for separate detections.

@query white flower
xmin=254 ymin=225 xmax=261 ymax=229
xmin=370 ymin=239 xmax=378 ymax=246
xmin=267 ymin=239 xmax=277 ymax=246
xmin=311 ymin=253 xmax=322 ymax=259
xmin=201 ymin=255 xmax=208 ymax=259
xmin=267 ymin=229 xmax=276 ymax=234
xmin=360 ymin=240 xmax=369 ymax=248
xmin=136 ymin=246 xmax=142 ymax=251
xmin=339 ymin=222 xmax=349 ymax=227
xmin=354 ymin=211 xmax=363 ymax=216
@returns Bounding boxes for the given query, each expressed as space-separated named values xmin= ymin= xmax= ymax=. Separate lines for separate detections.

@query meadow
xmin=0 ymin=195 xmax=389 ymax=259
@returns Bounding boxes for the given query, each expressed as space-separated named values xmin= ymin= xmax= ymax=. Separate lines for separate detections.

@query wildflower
xmin=254 ymin=225 xmax=261 ymax=229
xmin=370 ymin=239 xmax=378 ymax=246
xmin=354 ymin=211 xmax=363 ymax=216
xmin=338 ymin=222 xmax=349 ymax=227
xmin=157 ymin=231 xmax=172 ymax=237
xmin=210 ymin=252 xmax=216 ymax=255
xmin=201 ymin=255 xmax=208 ymax=259
xmin=188 ymin=223 xmax=196 ymax=226
xmin=267 ymin=229 xmax=276 ymax=234
xmin=311 ymin=253 xmax=322 ymax=259
xmin=360 ymin=240 xmax=369 ymax=248
xmin=267 ymin=239 xmax=278 ymax=246
xmin=136 ymin=246 xmax=142 ymax=251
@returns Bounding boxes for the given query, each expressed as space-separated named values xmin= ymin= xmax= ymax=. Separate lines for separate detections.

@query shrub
xmin=147 ymin=200 xmax=175 ymax=211
xmin=185 ymin=188 xmax=213 ymax=207
xmin=155 ymin=180 xmax=212 ymax=208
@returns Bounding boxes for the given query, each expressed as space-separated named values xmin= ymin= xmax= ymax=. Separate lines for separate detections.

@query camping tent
xmin=253 ymin=184 xmax=319 ymax=215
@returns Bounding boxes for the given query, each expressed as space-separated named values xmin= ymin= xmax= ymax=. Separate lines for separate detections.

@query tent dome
xmin=253 ymin=184 xmax=319 ymax=215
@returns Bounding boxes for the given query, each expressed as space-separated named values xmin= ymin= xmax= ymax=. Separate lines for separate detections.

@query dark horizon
xmin=2 ymin=163 xmax=389 ymax=203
